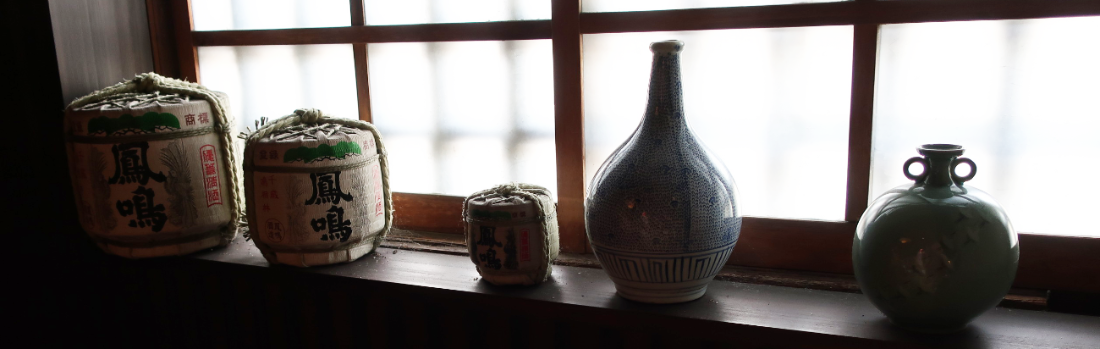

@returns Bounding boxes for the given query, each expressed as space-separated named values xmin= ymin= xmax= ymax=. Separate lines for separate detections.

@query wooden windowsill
xmin=183 ymin=233 xmax=1098 ymax=348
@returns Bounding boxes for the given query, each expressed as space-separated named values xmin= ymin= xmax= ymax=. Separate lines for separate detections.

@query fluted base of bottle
xmin=611 ymin=278 xmax=712 ymax=304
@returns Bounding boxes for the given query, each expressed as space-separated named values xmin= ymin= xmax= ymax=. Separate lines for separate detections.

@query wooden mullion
xmin=350 ymin=0 xmax=372 ymax=123
xmin=170 ymin=0 xmax=199 ymax=82
xmin=843 ymin=24 xmax=879 ymax=222
xmin=393 ymin=193 xmax=465 ymax=235
xmin=192 ymin=21 xmax=553 ymax=47
xmin=145 ymin=0 xmax=181 ymax=79
xmin=387 ymin=191 xmax=1100 ymax=292
xmin=552 ymin=0 xmax=588 ymax=254
xmin=579 ymin=0 xmax=1100 ymax=34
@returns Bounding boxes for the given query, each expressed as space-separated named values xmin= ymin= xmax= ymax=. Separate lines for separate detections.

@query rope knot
xmin=494 ymin=182 xmax=522 ymax=197
xmin=131 ymin=73 xmax=160 ymax=92
xmin=295 ymin=108 xmax=325 ymax=124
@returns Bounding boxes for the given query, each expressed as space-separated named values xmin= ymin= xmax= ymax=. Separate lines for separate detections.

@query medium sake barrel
xmin=464 ymin=183 xmax=559 ymax=285
xmin=245 ymin=109 xmax=392 ymax=267
xmin=65 ymin=91 xmax=236 ymax=258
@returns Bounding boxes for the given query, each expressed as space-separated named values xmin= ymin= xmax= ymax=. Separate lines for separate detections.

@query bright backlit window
xmin=584 ymin=26 xmax=853 ymax=221
xmin=873 ymin=17 xmax=1100 ymax=236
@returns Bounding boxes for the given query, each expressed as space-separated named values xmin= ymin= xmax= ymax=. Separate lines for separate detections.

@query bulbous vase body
xmin=586 ymin=41 xmax=742 ymax=304
xmin=854 ymin=144 xmax=1019 ymax=332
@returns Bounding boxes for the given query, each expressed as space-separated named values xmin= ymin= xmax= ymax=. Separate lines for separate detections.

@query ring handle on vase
xmin=903 ymin=157 xmax=929 ymax=183
xmin=952 ymin=157 xmax=977 ymax=185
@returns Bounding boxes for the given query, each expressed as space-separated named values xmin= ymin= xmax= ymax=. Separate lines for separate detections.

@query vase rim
xmin=918 ymin=143 xmax=965 ymax=156
xmin=651 ymin=40 xmax=684 ymax=54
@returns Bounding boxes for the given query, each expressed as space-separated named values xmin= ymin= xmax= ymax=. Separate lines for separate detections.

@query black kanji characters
xmin=311 ymin=205 xmax=353 ymax=242
xmin=116 ymin=186 xmax=167 ymax=232
xmin=476 ymin=226 xmax=503 ymax=270
xmin=109 ymin=141 xmax=166 ymax=185
xmin=503 ymin=229 xmax=518 ymax=270
xmin=305 ymin=171 xmax=354 ymax=205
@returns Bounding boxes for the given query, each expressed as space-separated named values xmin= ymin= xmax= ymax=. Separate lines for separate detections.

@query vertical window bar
xmin=553 ymin=0 xmax=588 ymax=253
xmin=843 ymin=22 xmax=880 ymax=222
xmin=172 ymin=0 xmax=200 ymax=82
xmin=350 ymin=0 xmax=373 ymax=122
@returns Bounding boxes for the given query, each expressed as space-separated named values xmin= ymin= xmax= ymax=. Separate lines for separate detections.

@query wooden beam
xmin=844 ymin=24 xmax=878 ymax=222
xmin=733 ymin=218 xmax=857 ymax=275
xmin=169 ymin=0 xmax=198 ymax=82
xmin=145 ymin=0 xmax=181 ymax=79
xmin=392 ymin=193 xmax=465 ymax=235
xmin=1016 ymin=234 xmax=1100 ymax=293
xmin=552 ymin=0 xmax=588 ymax=254
xmin=192 ymin=20 xmax=553 ymax=47
xmin=390 ymin=193 xmax=1100 ymax=293
xmin=349 ymin=0 xmax=372 ymax=123
xmin=579 ymin=0 xmax=1100 ymax=34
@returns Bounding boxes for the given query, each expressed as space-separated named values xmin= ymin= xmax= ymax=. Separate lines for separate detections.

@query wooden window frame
xmin=147 ymin=0 xmax=1100 ymax=293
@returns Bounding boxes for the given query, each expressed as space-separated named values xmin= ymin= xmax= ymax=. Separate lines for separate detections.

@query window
xmin=155 ymin=0 xmax=1100 ymax=293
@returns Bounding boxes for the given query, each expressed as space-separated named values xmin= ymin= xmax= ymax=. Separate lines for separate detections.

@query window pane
xmin=363 ymin=0 xmax=550 ymax=25
xmin=873 ymin=17 xmax=1100 ymax=236
xmin=192 ymin=0 xmax=350 ymax=31
xmin=583 ymin=0 xmax=841 ymax=13
xmin=584 ymin=27 xmax=854 ymax=221
xmin=197 ymin=44 xmax=359 ymax=134
xmin=367 ymin=41 xmax=556 ymax=196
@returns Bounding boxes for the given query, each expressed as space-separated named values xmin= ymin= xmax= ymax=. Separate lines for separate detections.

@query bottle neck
xmin=923 ymin=154 xmax=957 ymax=187
xmin=637 ymin=52 xmax=687 ymax=135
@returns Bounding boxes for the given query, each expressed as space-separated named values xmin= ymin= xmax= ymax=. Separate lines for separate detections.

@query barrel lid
xmin=467 ymin=192 xmax=537 ymax=210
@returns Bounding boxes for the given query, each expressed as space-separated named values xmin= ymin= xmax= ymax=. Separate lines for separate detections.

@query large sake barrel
xmin=64 ymin=74 xmax=241 ymax=258
xmin=244 ymin=109 xmax=392 ymax=267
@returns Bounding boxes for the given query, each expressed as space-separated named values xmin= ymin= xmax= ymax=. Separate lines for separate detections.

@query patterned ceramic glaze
xmin=854 ymin=144 xmax=1018 ymax=333
xmin=586 ymin=40 xmax=742 ymax=304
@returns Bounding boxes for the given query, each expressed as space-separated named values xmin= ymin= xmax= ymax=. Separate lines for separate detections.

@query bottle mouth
xmin=918 ymin=144 xmax=965 ymax=156
xmin=650 ymin=40 xmax=684 ymax=54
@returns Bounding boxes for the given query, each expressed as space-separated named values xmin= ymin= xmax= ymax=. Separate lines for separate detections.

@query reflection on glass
xmin=367 ymin=40 xmax=556 ymax=196
xmin=584 ymin=27 xmax=853 ymax=221
xmin=192 ymin=0 xmax=350 ymax=31
xmin=873 ymin=17 xmax=1100 ymax=236
xmin=583 ymin=0 xmax=839 ymax=13
xmin=197 ymin=44 xmax=358 ymax=134
xmin=363 ymin=0 xmax=550 ymax=25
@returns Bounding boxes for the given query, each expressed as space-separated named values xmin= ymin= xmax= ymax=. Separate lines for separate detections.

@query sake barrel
xmin=463 ymin=183 xmax=559 ymax=285
xmin=244 ymin=109 xmax=392 ymax=267
xmin=65 ymin=90 xmax=237 ymax=258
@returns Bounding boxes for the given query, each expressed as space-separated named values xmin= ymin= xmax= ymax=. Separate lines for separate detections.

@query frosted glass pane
xmin=873 ymin=17 xmax=1100 ymax=236
xmin=192 ymin=0 xmax=349 ymax=31
xmin=368 ymin=41 xmax=556 ymax=196
xmin=197 ymin=44 xmax=358 ymax=135
xmin=584 ymin=27 xmax=853 ymax=221
xmin=583 ymin=0 xmax=840 ymax=13
xmin=363 ymin=0 xmax=550 ymax=25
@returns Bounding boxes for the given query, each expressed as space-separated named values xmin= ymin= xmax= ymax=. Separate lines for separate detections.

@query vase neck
xmin=922 ymin=153 xmax=958 ymax=187
xmin=637 ymin=48 xmax=687 ymax=136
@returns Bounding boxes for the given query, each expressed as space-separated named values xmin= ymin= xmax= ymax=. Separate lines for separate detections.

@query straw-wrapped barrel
xmin=464 ymin=183 xmax=559 ymax=285
xmin=64 ymin=74 xmax=240 ymax=258
xmin=244 ymin=109 xmax=392 ymax=266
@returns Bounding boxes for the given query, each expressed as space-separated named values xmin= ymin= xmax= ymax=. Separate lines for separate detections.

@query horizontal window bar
xmin=581 ymin=0 xmax=1100 ymax=34
xmin=390 ymin=193 xmax=1100 ymax=292
xmin=193 ymin=20 xmax=552 ymax=46
xmin=191 ymin=0 xmax=1100 ymax=46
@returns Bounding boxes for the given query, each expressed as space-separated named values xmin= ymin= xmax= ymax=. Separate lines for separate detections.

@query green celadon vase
xmin=853 ymin=144 xmax=1019 ymax=333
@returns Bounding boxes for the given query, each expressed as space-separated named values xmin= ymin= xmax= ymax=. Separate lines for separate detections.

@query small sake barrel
xmin=64 ymin=92 xmax=235 ymax=258
xmin=245 ymin=113 xmax=390 ymax=267
xmin=464 ymin=183 xmax=559 ymax=285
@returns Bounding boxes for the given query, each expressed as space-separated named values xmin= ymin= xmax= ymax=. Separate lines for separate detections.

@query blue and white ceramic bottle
xmin=586 ymin=40 xmax=742 ymax=304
